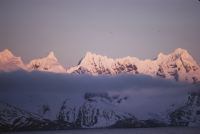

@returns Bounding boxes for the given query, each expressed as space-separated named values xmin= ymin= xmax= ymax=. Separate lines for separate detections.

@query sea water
xmin=2 ymin=127 xmax=200 ymax=134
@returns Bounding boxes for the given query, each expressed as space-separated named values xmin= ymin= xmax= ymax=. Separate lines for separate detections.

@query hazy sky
xmin=0 ymin=0 xmax=200 ymax=67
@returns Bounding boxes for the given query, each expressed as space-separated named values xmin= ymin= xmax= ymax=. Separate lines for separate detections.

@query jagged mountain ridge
xmin=0 ymin=50 xmax=66 ymax=73
xmin=58 ymin=92 xmax=135 ymax=128
xmin=67 ymin=48 xmax=200 ymax=83
xmin=1 ymin=91 xmax=200 ymax=131
xmin=0 ymin=102 xmax=75 ymax=131
xmin=0 ymin=48 xmax=200 ymax=83
xmin=0 ymin=102 xmax=47 ymax=131
xmin=27 ymin=51 xmax=66 ymax=73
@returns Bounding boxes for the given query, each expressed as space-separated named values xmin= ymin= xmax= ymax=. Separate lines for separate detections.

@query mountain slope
xmin=0 ymin=49 xmax=26 ymax=72
xmin=67 ymin=48 xmax=200 ymax=83
xmin=27 ymin=52 xmax=66 ymax=73
xmin=0 ymin=102 xmax=75 ymax=131
xmin=170 ymin=91 xmax=200 ymax=127
xmin=0 ymin=102 xmax=47 ymax=131
xmin=155 ymin=48 xmax=200 ymax=83
xmin=58 ymin=92 xmax=137 ymax=128
xmin=1 ymin=90 xmax=200 ymax=131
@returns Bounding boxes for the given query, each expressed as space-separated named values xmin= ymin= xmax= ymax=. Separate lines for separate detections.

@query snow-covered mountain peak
xmin=67 ymin=48 xmax=200 ymax=83
xmin=0 ymin=48 xmax=200 ymax=83
xmin=0 ymin=49 xmax=15 ymax=61
xmin=174 ymin=48 xmax=188 ymax=55
xmin=0 ymin=49 xmax=26 ymax=72
xmin=85 ymin=51 xmax=94 ymax=57
xmin=78 ymin=51 xmax=114 ymax=68
xmin=169 ymin=48 xmax=198 ymax=67
xmin=157 ymin=52 xmax=167 ymax=60
xmin=82 ymin=51 xmax=110 ymax=62
xmin=27 ymin=52 xmax=66 ymax=73
xmin=172 ymin=48 xmax=191 ymax=60
xmin=66 ymin=51 xmax=116 ymax=75
xmin=47 ymin=51 xmax=57 ymax=60
xmin=154 ymin=48 xmax=200 ymax=83
xmin=80 ymin=51 xmax=98 ymax=64
xmin=1 ymin=49 xmax=13 ymax=56
xmin=157 ymin=48 xmax=191 ymax=61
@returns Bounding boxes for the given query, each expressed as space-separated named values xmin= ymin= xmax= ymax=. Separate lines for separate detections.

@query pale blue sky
xmin=0 ymin=0 xmax=200 ymax=67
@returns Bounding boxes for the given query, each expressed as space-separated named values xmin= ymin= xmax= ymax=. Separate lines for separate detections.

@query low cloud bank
xmin=0 ymin=71 xmax=199 ymax=119
xmin=0 ymin=71 xmax=192 ymax=92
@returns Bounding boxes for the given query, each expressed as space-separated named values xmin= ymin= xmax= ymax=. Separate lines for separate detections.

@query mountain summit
xmin=0 ymin=49 xmax=14 ymax=60
xmin=27 ymin=51 xmax=66 ymax=73
xmin=0 ymin=49 xmax=26 ymax=72
xmin=0 ymin=48 xmax=199 ymax=83
xmin=67 ymin=48 xmax=200 ymax=83
xmin=47 ymin=51 xmax=57 ymax=60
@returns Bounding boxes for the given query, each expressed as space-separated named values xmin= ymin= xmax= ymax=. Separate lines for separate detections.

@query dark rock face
xmin=32 ymin=64 xmax=40 ymax=70
xmin=113 ymin=62 xmax=138 ymax=74
xmin=156 ymin=65 xmax=166 ymax=78
xmin=73 ymin=67 xmax=91 ymax=74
